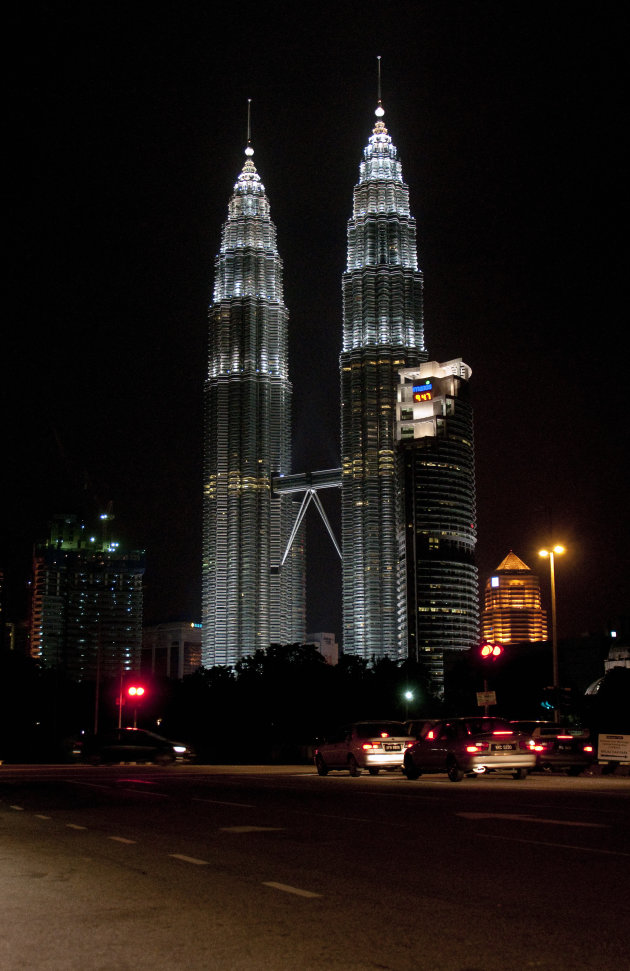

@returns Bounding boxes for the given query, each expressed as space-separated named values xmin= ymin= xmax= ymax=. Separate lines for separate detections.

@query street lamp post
xmin=539 ymin=545 xmax=565 ymax=723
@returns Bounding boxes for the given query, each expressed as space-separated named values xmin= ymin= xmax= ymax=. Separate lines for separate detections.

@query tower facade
xmin=397 ymin=359 xmax=479 ymax=690
xmin=30 ymin=514 xmax=145 ymax=682
xmin=202 ymin=142 xmax=305 ymax=667
xmin=481 ymin=551 xmax=548 ymax=644
xmin=340 ymin=100 xmax=427 ymax=659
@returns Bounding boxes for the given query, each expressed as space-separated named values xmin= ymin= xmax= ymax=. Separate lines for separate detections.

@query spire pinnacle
xmin=245 ymin=98 xmax=254 ymax=157
xmin=375 ymin=56 xmax=385 ymax=119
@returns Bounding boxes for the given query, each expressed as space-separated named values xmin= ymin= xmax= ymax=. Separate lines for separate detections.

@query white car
xmin=315 ymin=721 xmax=412 ymax=776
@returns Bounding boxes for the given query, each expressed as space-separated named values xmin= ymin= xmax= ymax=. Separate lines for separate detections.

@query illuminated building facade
xmin=481 ymin=551 xmax=548 ymax=644
xmin=142 ymin=621 xmax=202 ymax=679
xmin=30 ymin=514 xmax=145 ymax=682
xmin=202 ymin=141 xmax=305 ymax=666
xmin=397 ymin=359 xmax=479 ymax=689
xmin=340 ymin=98 xmax=427 ymax=659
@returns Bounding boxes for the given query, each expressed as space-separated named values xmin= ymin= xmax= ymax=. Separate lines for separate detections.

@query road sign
xmin=476 ymin=690 xmax=496 ymax=707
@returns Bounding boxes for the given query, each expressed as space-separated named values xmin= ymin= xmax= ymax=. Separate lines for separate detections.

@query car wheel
xmin=315 ymin=755 xmax=328 ymax=776
xmin=447 ymin=762 xmax=464 ymax=782
xmin=513 ymin=768 xmax=528 ymax=780
xmin=368 ymin=767 xmax=379 ymax=776
xmin=403 ymin=756 xmax=421 ymax=780
xmin=348 ymin=755 xmax=361 ymax=777
xmin=154 ymin=752 xmax=175 ymax=766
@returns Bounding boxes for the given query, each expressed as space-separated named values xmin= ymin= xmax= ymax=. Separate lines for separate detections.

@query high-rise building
xmin=481 ymin=551 xmax=548 ymax=644
xmin=30 ymin=513 xmax=145 ymax=681
xmin=202 ymin=138 xmax=305 ymax=667
xmin=340 ymin=97 xmax=427 ymax=660
xmin=397 ymin=359 xmax=479 ymax=690
xmin=142 ymin=621 xmax=202 ymax=679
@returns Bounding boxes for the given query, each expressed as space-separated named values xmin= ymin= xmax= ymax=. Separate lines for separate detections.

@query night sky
xmin=5 ymin=2 xmax=627 ymax=643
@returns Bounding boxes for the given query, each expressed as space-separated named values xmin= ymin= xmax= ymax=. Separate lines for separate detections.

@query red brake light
xmin=557 ymin=734 xmax=572 ymax=740
xmin=426 ymin=730 xmax=435 ymax=739
xmin=492 ymin=730 xmax=513 ymax=736
xmin=379 ymin=732 xmax=390 ymax=738
xmin=583 ymin=745 xmax=594 ymax=754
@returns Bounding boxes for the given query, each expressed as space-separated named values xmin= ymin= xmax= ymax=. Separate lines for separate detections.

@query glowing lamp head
xmin=127 ymin=685 xmax=145 ymax=697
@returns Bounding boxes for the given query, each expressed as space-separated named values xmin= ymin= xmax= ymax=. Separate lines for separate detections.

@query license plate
xmin=557 ymin=744 xmax=573 ymax=752
xmin=492 ymin=743 xmax=515 ymax=751
xmin=384 ymin=743 xmax=401 ymax=751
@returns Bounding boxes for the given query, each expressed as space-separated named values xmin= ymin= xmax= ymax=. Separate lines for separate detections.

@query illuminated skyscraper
xmin=202 ymin=138 xmax=305 ymax=666
xmin=397 ymin=359 xmax=479 ymax=689
xmin=481 ymin=551 xmax=548 ymax=644
xmin=340 ymin=98 xmax=427 ymax=659
xmin=30 ymin=513 xmax=145 ymax=682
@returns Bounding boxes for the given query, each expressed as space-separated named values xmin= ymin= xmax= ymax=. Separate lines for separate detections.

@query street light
xmin=539 ymin=545 xmax=565 ymax=723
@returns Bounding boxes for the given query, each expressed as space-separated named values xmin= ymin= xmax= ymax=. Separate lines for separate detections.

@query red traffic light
xmin=127 ymin=685 xmax=146 ymax=697
xmin=480 ymin=643 xmax=503 ymax=659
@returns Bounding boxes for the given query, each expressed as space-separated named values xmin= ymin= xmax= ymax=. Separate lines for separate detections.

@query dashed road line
xmin=9 ymin=805 xmax=24 ymax=811
xmin=66 ymin=823 xmax=88 ymax=830
xmin=457 ymin=811 xmax=607 ymax=828
xmin=169 ymin=853 xmax=210 ymax=866
xmin=193 ymin=797 xmax=255 ymax=808
xmin=109 ymin=836 xmax=136 ymax=844
xmin=35 ymin=814 xmax=51 ymax=819
xmin=479 ymin=833 xmax=630 ymax=856
xmin=220 ymin=825 xmax=283 ymax=833
xmin=263 ymin=881 xmax=321 ymax=898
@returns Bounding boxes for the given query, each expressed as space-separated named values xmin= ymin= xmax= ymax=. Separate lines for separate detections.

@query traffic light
xmin=480 ymin=642 xmax=503 ymax=660
xmin=127 ymin=685 xmax=146 ymax=698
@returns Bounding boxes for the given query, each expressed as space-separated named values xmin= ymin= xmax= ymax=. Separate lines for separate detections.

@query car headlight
xmin=173 ymin=746 xmax=187 ymax=754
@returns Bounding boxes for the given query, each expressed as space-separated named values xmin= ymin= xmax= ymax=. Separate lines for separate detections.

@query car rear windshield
xmin=355 ymin=722 xmax=407 ymax=738
xmin=463 ymin=718 xmax=513 ymax=735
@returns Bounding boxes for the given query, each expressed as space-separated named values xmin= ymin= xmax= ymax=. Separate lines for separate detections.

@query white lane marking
xmin=9 ymin=805 xmax=24 ymax=811
xmin=263 ymin=882 xmax=322 ymax=898
xmin=220 ymin=826 xmax=283 ymax=833
xmin=457 ymin=812 xmax=607 ymax=828
xmin=169 ymin=853 xmax=209 ymax=866
xmin=109 ymin=836 xmax=136 ymax=844
xmin=193 ymin=797 xmax=255 ymax=808
xmin=35 ymin=814 xmax=51 ymax=820
xmin=479 ymin=834 xmax=630 ymax=857
xmin=66 ymin=824 xmax=88 ymax=830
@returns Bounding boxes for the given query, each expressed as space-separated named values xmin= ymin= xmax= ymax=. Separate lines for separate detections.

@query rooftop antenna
xmin=376 ymin=56 xmax=385 ymax=118
xmin=245 ymin=99 xmax=254 ymax=156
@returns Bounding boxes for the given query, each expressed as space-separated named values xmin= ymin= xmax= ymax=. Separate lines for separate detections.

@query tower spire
xmin=245 ymin=98 xmax=254 ymax=157
xmin=376 ymin=55 xmax=385 ymax=118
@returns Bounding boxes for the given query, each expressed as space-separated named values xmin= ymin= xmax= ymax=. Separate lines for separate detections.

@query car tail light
xmin=531 ymin=743 xmax=545 ymax=752
xmin=467 ymin=742 xmax=489 ymax=753
xmin=557 ymin=734 xmax=573 ymax=740
xmin=583 ymin=745 xmax=594 ymax=754
xmin=492 ymin=730 xmax=513 ymax=736
xmin=404 ymin=740 xmax=414 ymax=749
xmin=362 ymin=742 xmax=382 ymax=751
xmin=426 ymin=730 xmax=436 ymax=740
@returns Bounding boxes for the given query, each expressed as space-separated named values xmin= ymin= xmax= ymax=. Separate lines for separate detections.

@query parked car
xmin=315 ymin=721 xmax=412 ymax=776
xmin=81 ymin=728 xmax=195 ymax=765
xmin=510 ymin=720 xmax=595 ymax=775
xmin=403 ymin=716 xmax=536 ymax=782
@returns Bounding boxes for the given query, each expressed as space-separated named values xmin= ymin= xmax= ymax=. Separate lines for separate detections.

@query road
xmin=1 ymin=764 xmax=629 ymax=970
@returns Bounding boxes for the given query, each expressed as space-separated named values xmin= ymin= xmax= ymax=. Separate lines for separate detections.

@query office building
xmin=397 ymin=359 xmax=479 ymax=689
xmin=30 ymin=513 xmax=145 ymax=681
xmin=202 ymin=137 xmax=305 ymax=666
xmin=481 ymin=551 xmax=548 ymax=644
xmin=340 ymin=97 xmax=427 ymax=660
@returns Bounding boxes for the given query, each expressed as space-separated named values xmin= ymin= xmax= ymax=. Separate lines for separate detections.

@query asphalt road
xmin=1 ymin=764 xmax=629 ymax=971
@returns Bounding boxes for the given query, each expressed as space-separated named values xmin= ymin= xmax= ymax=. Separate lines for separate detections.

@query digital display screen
xmin=413 ymin=382 xmax=432 ymax=402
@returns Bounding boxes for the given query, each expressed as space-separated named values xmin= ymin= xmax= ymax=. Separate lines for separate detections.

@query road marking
xmin=263 ymin=882 xmax=322 ymax=898
xmin=480 ymin=834 xmax=630 ymax=857
xmin=221 ymin=826 xmax=284 ymax=833
xmin=169 ymin=853 xmax=209 ymax=865
xmin=109 ymin=836 xmax=136 ymax=844
xmin=457 ymin=812 xmax=607 ymax=828
xmin=9 ymin=805 xmax=24 ymax=811
xmin=35 ymin=814 xmax=51 ymax=820
xmin=193 ymin=798 xmax=255 ymax=808
xmin=66 ymin=823 xmax=88 ymax=830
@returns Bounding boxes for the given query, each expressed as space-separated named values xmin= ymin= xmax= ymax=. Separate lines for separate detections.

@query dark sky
xmin=5 ymin=2 xmax=628 ymax=642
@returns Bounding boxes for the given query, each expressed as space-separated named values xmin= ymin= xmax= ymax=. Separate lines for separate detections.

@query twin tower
xmin=202 ymin=96 xmax=479 ymax=682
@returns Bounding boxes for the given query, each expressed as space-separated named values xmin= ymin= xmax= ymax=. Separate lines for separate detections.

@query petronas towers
xmin=202 ymin=90 xmax=478 ymax=670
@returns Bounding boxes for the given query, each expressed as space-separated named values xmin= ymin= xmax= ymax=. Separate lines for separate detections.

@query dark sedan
xmin=81 ymin=728 xmax=195 ymax=765
xmin=510 ymin=720 xmax=595 ymax=775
